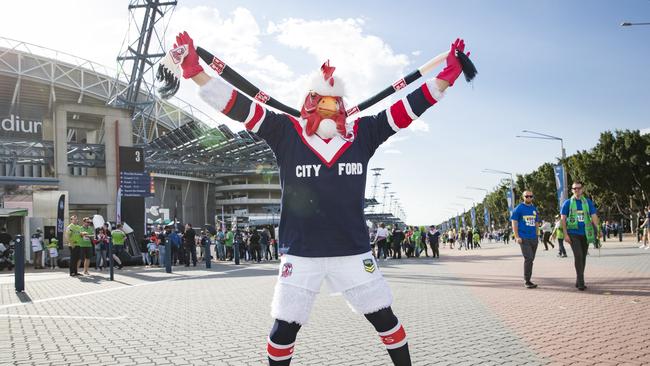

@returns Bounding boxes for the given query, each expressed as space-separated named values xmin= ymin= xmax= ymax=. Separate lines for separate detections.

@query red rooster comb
xmin=321 ymin=60 xmax=336 ymax=87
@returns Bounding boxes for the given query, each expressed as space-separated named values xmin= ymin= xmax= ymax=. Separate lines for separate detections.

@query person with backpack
xmin=140 ymin=235 xmax=150 ymax=266
xmin=166 ymin=227 xmax=181 ymax=265
xmin=200 ymin=231 xmax=212 ymax=263
xmin=183 ymin=223 xmax=197 ymax=267
xmin=427 ymin=226 xmax=441 ymax=259
xmin=47 ymin=238 xmax=59 ymax=270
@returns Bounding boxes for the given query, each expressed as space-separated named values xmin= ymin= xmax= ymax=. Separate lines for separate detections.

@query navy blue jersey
xmin=200 ymin=78 xmax=442 ymax=257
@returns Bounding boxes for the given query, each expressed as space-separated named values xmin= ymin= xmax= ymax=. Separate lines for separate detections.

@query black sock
xmin=365 ymin=307 xmax=411 ymax=366
xmin=268 ymin=319 xmax=301 ymax=365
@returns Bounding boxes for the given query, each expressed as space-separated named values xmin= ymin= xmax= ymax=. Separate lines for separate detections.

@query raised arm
xmin=358 ymin=40 xmax=469 ymax=152
xmin=174 ymin=32 xmax=292 ymax=152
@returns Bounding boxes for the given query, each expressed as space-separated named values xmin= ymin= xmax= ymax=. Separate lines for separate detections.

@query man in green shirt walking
xmin=79 ymin=217 xmax=94 ymax=275
xmin=551 ymin=215 xmax=567 ymax=258
xmin=561 ymin=181 xmax=600 ymax=291
xmin=111 ymin=224 xmax=126 ymax=269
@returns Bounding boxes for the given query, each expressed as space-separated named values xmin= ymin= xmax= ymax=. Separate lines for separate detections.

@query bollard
xmin=108 ymin=239 xmax=114 ymax=281
xmin=165 ymin=239 xmax=172 ymax=273
xmin=205 ymin=239 xmax=211 ymax=269
xmin=274 ymin=240 xmax=278 ymax=260
xmin=14 ymin=235 xmax=24 ymax=292
xmin=234 ymin=242 xmax=240 ymax=265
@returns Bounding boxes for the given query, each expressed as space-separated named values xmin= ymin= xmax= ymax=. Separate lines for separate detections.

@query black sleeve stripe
xmin=226 ymin=91 xmax=253 ymax=122
xmin=405 ymin=88 xmax=431 ymax=117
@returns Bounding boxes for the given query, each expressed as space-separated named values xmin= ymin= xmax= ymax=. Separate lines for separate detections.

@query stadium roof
xmin=0 ymin=37 xmax=277 ymax=176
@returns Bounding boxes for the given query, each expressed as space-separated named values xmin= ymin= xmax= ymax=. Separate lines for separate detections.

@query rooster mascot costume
xmin=166 ymin=31 xmax=473 ymax=366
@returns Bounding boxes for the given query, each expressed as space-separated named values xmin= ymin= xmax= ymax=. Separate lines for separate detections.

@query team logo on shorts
xmin=281 ymin=263 xmax=293 ymax=278
xmin=363 ymin=258 xmax=376 ymax=273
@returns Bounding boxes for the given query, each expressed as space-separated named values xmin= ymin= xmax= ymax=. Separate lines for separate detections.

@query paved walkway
xmin=1 ymin=237 xmax=649 ymax=365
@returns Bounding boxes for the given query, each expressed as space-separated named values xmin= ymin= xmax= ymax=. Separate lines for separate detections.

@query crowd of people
xmin=3 ymin=202 xmax=648 ymax=275
xmin=370 ymin=224 xmax=441 ymax=260
xmin=138 ymin=224 xmax=277 ymax=267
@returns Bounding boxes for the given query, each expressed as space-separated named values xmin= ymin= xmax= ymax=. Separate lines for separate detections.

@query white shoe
xmin=645 ymin=246 xmax=650 ymax=250
xmin=639 ymin=245 xmax=646 ymax=249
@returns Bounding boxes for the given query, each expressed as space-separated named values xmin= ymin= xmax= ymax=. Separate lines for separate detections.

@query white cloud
xmin=641 ymin=128 xmax=650 ymax=135
xmin=379 ymin=135 xmax=409 ymax=148
xmin=408 ymin=119 xmax=430 ymax=133
xmin=166 ymin=9 xmax=415 ymax=131
xmin=267 ymin=17 xmax=411 ymax=107
xmin=383 ymin=149 xmax=402 ymax=154
xmin=411 ymin=50 xmax=422 ymax=56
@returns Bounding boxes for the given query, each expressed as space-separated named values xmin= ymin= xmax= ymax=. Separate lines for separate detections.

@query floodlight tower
xmin=369 ymin=168 xmax=385 ymax=213
xmin=112 ymin=0 xmax=177 ymax=144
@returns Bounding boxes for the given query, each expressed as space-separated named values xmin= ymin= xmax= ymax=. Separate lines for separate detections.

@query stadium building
xmin=0 ymin=37 xmax=280 ymax=262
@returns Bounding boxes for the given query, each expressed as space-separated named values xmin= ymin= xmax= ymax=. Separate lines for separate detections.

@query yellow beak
xmin=317 ymin=96 xmax=338 ymax=118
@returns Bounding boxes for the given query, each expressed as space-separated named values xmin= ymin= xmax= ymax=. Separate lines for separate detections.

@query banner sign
xmin=553 ymin=164 xmax=567 ymax=209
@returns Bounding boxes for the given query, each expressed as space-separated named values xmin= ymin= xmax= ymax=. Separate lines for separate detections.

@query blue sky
xmin=2 ymin=0 xmax=649 ymax=225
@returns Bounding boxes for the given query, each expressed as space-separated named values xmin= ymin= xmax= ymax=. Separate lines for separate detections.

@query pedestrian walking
xmin=183 ymin=223 xmax=197 ymax=266
xmin=540 ymin=220 xmax=554 ymax=251
xmin=561 ymin=181 xmax=600 ymax=291
xmin=427 ymin=226 xmax=440 ymax=258
xmin=511 ymin=190 xmax=541 ymax=289
xmin=551 ymin=215 xmax=567 ymax=257
xmin=110 ymin=224 xmax=126 ymax=269
xmin=373 ymin=223 xmax=389 ymax=261
xmin=30 ymin=229 xmax=44 ymax=269
xmin=640 ymin=206 xmax=649 ymax=249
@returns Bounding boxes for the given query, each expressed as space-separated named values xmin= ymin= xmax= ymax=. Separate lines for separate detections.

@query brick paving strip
xmin=440 ymin=239 xmax=650 ymax=366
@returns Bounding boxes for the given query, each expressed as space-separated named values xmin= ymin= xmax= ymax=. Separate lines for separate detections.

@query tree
xmin=567 ymin=130 xmax=650 ymax=219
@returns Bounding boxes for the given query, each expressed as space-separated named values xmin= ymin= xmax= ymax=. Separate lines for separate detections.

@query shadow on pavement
xmin=387 ymin=272 xmax=650 ymax=297
xmin=15 ymin=292 xmax=32 ymax=303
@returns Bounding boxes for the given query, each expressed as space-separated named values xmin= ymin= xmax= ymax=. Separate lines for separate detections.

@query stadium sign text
xmin=1 ymin=114 xmax=43 ymax=140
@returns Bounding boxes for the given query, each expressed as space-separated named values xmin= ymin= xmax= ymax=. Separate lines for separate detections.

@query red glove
xmin=175 ymin=31 xmax=204 ymax=79
xmin=436 ymin=38 xmax=470 ymax=87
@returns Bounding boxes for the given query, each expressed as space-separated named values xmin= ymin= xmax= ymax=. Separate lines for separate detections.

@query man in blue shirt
xmin=511 ymin=190 xmax=541 ymax=289
xmin=561 ymin=181 xmax=599 ymax=291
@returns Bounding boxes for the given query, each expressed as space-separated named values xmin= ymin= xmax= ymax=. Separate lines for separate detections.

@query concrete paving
xmin=1 ymin=237 xmax=648 ymax=365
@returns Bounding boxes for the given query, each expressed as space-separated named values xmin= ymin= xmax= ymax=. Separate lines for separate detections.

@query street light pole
xmin=381 ymin=182 xmax=391 ymax=213
xmin=621 ymin=22 xmax=650 ymax=26
xmin=516 ymin=130 xmax=568 ymax=205
xmin=482 ymin=168 xmax=515 ymax=216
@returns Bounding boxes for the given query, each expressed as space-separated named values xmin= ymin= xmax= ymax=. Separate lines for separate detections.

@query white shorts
xmin=270 ymin=251 xmax=393 ymax=325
